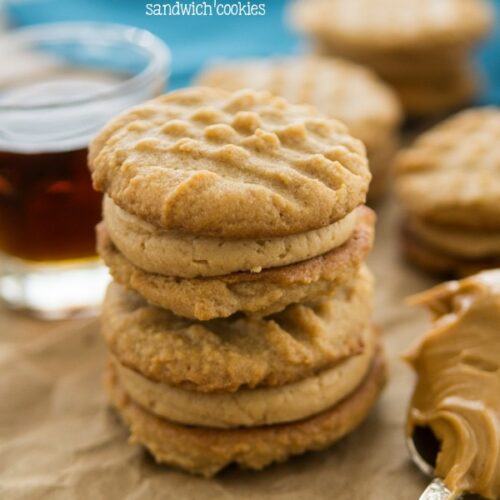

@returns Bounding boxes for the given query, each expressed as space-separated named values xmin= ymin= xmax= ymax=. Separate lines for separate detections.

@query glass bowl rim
xmin=0 ymin=21 xmax=171 ymax=112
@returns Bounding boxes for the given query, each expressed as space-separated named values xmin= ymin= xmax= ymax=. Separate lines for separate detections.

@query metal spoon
xmin=407 ymin=434 xmax=455 ymax=500
xmin=418 ymin=478 xmax=455 ymax=500
xmin=407 ymin=424 xmax=486 ymax=500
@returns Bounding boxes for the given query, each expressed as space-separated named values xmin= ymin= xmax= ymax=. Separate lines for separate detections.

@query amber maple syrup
xmin=0 ymin=147 xmax=101 ymax=262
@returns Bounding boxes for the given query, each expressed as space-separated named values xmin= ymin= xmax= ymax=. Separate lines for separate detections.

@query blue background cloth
xmin=5 ymin=0 xmax=500 ymax=104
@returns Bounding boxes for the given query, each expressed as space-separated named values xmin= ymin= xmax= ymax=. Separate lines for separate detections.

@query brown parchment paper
xmin=0 ymin=198 xmax=441 ymax=500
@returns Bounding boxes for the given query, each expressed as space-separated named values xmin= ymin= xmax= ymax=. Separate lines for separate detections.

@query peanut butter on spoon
xmin=405 ymin=270 xmax=500 ymax=500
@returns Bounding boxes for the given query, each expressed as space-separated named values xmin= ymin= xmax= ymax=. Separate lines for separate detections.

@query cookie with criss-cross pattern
xmin=395 ymin=107 xmax=500 ymax=276
xmin=396 ymin=108 xmax=500 ymax=229
xmin=89 ymin=87 xmax=370 ymax=239
xmin=101 ymin=267 xmax=385 ymax=477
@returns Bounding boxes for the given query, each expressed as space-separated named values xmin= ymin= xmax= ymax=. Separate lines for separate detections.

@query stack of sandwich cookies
xmin=395 ymin=107 xmax=500 ymax=277
xmin=289 ymin=0 xmax=492 ymax=117
xmin=197 ymin=56 xmax=402 ymax=201
xmin=90 ymin=87 xmax=385 ymax=476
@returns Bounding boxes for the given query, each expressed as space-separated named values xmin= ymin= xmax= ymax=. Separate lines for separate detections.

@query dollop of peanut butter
xmin=405 ymin=270 xmax=500 ymax=500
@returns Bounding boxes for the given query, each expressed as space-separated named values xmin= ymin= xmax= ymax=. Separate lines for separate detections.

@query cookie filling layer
xmin=409 ymin=217 xmax=500 ymax=259
xmin=112 ymin=327 xmax=375 ymax=428
xmin=104 ymin=195 xmax=359 ymax=278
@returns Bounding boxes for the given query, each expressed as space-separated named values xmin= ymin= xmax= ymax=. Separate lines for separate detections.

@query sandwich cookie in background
xmin=394 ymin=107 xmax=500 ymax=277
xmin=405 ymin=270 xmax=500 ymax=500
xmin=196 ymin=56 xmax=402 ymax=202
xmin=88 ymin=87 xmax=386 ymax=475
xmin=289 ymin=0 xmax=493 ymax=118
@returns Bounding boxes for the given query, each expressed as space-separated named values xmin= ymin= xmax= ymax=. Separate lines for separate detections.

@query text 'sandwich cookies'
xmin=395 ymin=107 xmax=500 ymax=277
xmin=89 ymin=87 xmax=385 ymax=476
xmin=289 ymin=0 xmax=493 ymax=118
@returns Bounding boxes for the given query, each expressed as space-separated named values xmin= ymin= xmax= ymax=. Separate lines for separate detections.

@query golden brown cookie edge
xmin=104 ymin=343 xmax=386 ymax=477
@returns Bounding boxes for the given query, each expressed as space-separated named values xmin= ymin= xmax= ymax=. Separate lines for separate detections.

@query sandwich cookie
xmin=290 ymin=0 xmax=492 ymax=117
xmin=395 ymin=107 xmax=500 ymax=276
xmin=101 ymin=266 xmax=374 ymax=393
xmin=102 ymin=267 xmax=385 ymax=476
xmin=97 ymin=205 xmax=375 ymax=320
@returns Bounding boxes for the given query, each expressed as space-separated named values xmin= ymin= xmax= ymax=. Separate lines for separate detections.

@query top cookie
xmin=290 ymin=0 xmax=492 ymax=51
xmin=395 ymin=107 xmax=500 ymax=230
xmin=197 ymin=56 xmax=401 ymax=150
xmin=89 ymin=87 xmax=370 ymax=238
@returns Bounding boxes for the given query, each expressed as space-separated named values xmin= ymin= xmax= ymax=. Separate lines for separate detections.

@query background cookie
xmin=395 ymin=108 xmax=500 ymax=229
xmin=390 ymin=72 xmax=478 ymax=117
xmin=290 ymin=0 xmax=492 ymax=51
xmin=402 ymin=227 xmax=500 ymax=278
xmin=292 ymin=0 xmax=492 ymax=118
xmin=90 ymin=87 xmax=370 ymax=239
xmin=315 ymin=43 xmax=471 ymax=81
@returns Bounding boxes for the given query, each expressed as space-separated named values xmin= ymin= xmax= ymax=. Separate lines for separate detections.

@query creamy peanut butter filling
xmin=103 ymin=195 xmax=359 ymax=278
xmin=405 ymin=270 xmax=500 ymax=499
xmin=112 ymin=327 xmax=375 ymax=429
xmin=409 ymin=217 xmax=500 ymax=259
